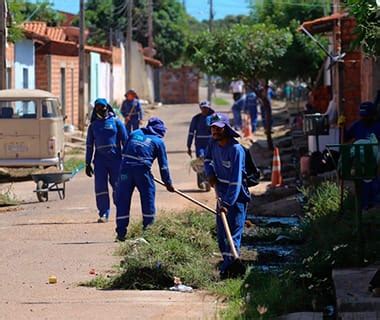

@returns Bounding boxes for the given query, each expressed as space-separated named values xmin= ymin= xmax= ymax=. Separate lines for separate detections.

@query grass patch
xmin=0 ymin=184 xmax=19 ymax=207
xmin=86 ymin=210 xmax=219 ymax=290
xmin=65 ymin=148 xmax=84 ymax=156
xmin=64 ymin=157 xmax=85 ymax=172
xmin=221 ymin=181 xmax=380 ymax=319
xmin=212 ymin=97 xmax=230 ymax=106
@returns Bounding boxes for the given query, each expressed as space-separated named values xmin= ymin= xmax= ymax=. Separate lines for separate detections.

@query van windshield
xmin=42 ymin=99 xmax=61 ymax=118
xmin=0 ymin=100 xmax=37 ymax=119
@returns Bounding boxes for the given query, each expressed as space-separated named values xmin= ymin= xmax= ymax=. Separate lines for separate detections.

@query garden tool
xmin=154 ymin=178 xmax=245 ymax=278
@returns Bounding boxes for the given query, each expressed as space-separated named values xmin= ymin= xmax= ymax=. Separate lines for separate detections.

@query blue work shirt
xmin=205 ymin=139 xmax=250 ymax=208
xmin=244 ymin=92 xmax=257 ymax=113
xmin=232 ymin=96 xmax=245 ymax=112
xmin=121 ymin=99 xmax=143 ymax=122
xmin=121 ymin=128 xmax=172 ymax=185
xmin=345 ymin=120 xmax=380 ymax=141
xmin=86 ymin=115 xmax=128 ymax=164
xmin=187 ymin=113 xmax=212 ymax=155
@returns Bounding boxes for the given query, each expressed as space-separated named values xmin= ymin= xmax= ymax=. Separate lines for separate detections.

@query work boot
xmin=97 ymin=216 xmax=108 ymax=223
xmin=115 ymin=234 xmax=126 ymax=242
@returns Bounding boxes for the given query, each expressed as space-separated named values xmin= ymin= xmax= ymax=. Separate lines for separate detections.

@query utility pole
xmin=207 ymin=0 xmax=214 ymax=102
xmin=147 ymin=0 xmax=153 ymax=52
xmin=182 ymin=0 xmax=186 ymax=11
xmin=78 ymin=0 xmax=85 ymax=131
xmin=0 ymin=0 xmax=7 ymax=90
xmin=126 ymin=0 xmax=133 ymax=91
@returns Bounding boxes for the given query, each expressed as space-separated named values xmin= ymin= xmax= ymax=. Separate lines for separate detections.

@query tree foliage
xmin=187 ymin=23 xmax=292 ymax=82
xmin=250 ymin=0 xmax=329 ymax=82
xmin=83 ymin=0 xmax=190 ymax=65
xmin=344 ymin=0 xmax=380 ymax=57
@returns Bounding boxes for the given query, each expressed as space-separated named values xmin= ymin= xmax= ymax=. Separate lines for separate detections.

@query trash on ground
xmin=169 ymin=277 xmax=193 ymax=292
xmin=48 ymin=275 xmax=57 ymax=284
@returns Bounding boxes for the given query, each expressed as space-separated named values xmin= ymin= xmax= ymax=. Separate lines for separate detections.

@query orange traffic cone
xmin=270 ymin=147 xmax=283 ymax=188
xmin=243 ymin=114 xmax=252 ymax=138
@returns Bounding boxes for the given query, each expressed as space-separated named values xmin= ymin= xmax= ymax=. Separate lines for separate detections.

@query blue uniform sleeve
xmin=222 ymin=145 xmax=244 ymax=208
xmin=120 ymin=101 xmax=128 ymax=117
xmin=187 ymin=116 xmax=197 ymax=149
xmin=156 ymin=140 xmax=172 ymax=185
xmin=85 ymin=124 xmax=94 ymax=164
xmin=115 ymin=118 xmax=128 ymax=147
xmin=204 ymin=142 xmax=215 ymax=178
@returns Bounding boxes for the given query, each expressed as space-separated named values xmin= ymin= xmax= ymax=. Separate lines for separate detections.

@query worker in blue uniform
xmin=85 ymin=98 xmax=128 ymax=223
xmin=204 ymin=113 xmax=251 ymax=278
xmin=345 ymin=101 xmax=380 ymax=210
xmin=244 ymin=90 xmax=258 ymax=133
xmin=121 ymin=89 xmax=143 ymax=132
xmin=115 ymin=117 xmax=175 ymax=241
xmin=231 ymin=95 xmax=245 ymax=131
xmin=187 ymin=100 xmax=214 ymax=190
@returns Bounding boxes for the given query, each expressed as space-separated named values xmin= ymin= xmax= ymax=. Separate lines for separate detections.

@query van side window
xmin=0 ymin=100 xmax=37 ymax=119
xmin=42 ymin=100 xmax=61 ymax=118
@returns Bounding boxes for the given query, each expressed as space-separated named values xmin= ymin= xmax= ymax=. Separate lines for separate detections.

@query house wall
xmin=36 ymin=55 xmax=79 ymax=127
xmin=160 ymin=67 xmax=199 ymax=104
xmin=5 ymin=43 xmax=14 ymax=89
xmin=90 ymin=52 xmax=101 ymax=104
xmin=99 ymin=61 xmax=111 ymax=102
xmin=112 ymin=45 xmax=126 ymax=106
xmin=14 ymin=39 xmax=35 ymax=89
xmin=130 ymin=41 xmax=154 ymax=102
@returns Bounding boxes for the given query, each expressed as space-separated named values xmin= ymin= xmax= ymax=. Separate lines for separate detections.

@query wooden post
xmin=0 ymin=0 xmax=7 ymax=90
xmin=78 ymin=0 xmax=86 ymax=131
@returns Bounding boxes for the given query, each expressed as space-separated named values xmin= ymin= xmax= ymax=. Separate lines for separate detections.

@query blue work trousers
xmin=247 ymin=107 xmax=258 ymax=133
xmin=125 ymin=118 xmax=140 ymax=132
xmin=362 ymin=178 xmax=380 ymax=209
xmin=94 ymin=157 xmax=120 ymax=219
xmin=216 ymin=201 xmax=247 ymax=272
xmin=232 ymin=108 xmax=242 ymax=130
xmin=116 ymin=167 xmax=156 ymax=237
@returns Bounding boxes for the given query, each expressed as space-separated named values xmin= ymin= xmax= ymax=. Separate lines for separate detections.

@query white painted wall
xmin=14 ymin=40 xmax=35 ymax=89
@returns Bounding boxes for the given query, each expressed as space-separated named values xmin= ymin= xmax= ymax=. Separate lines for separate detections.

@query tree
xmin=187 ymin=23 xmax=292 ymax=150
xmin=83 ymin=0 xmax=190 ymax=65
xmin=187 ymin=23 xmax=292 ymax=83
xmin=250 ymin=0 xmax=329 ymax=82
xmin=345 ymin=0 xmax=380 ymax=57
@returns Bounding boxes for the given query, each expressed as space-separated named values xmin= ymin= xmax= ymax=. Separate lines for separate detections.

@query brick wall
xmin=160 ymin=67 xmax=199 ymax=104
xmin=5 ymin=43 xmax=14 ymax=88
xmin=36 ymin=54 xmax=79 ymax=126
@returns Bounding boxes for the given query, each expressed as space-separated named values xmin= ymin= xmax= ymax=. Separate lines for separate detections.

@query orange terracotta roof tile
xmin=46 ymin=27 xmax=66 ymax=42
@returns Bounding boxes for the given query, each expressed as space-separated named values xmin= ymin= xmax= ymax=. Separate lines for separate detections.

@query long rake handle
xmin=153 ymin=177 xmax=239 ymax=259
xmin=153 ymin=178 xmax=217 ymax=214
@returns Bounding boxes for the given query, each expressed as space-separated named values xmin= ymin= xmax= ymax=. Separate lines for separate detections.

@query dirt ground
xmin=0 ymin=100 xmax=232 ymax=320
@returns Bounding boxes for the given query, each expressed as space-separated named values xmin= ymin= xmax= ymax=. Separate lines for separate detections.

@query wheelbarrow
xmin=31 ymin=164 xmax=84 ymax=202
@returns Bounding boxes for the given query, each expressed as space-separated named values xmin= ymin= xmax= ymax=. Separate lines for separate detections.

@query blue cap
xmin=94 ymin=98 xmax=109 ymax=107
xmin=207 ymin=113 xmax=240 ymax=138
xmin=359 ymin=101 xmax=376 ymax=117
xmin=146 ymin=117 xmax=167 ymax=137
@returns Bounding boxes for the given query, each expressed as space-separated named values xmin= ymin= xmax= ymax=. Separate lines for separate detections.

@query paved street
xmin=0 ymin=102 xmax=227 ymax=320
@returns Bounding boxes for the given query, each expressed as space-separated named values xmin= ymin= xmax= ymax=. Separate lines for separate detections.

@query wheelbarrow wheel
xmin=36 ymin=180 xmax=49 ymax=202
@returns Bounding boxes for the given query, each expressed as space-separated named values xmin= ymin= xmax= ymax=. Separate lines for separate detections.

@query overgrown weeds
xmin=64 ymin=157 xmax=85 ymax=172
xmin=0 ymin=184 xmax=19 ymax=207
xmin=85 ymin=210 xmax=219 ymax=290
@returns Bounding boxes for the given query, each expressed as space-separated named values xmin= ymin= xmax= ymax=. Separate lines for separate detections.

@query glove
xmin=208 ymin=175 xmax=217 ymax=188
xmin=85 ymin=164 xmax=94 ymax=178
xmin=166 ymin=184 xmax=175 ymax=193
xmin=187 ymin=148 xmax=192 ymax=158
xmin=338 ymin=115 xmax=346 ymax=128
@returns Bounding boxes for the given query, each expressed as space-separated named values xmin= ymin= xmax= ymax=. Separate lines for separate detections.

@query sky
xmin=30 ymin=0 xmax=251 ymax=21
